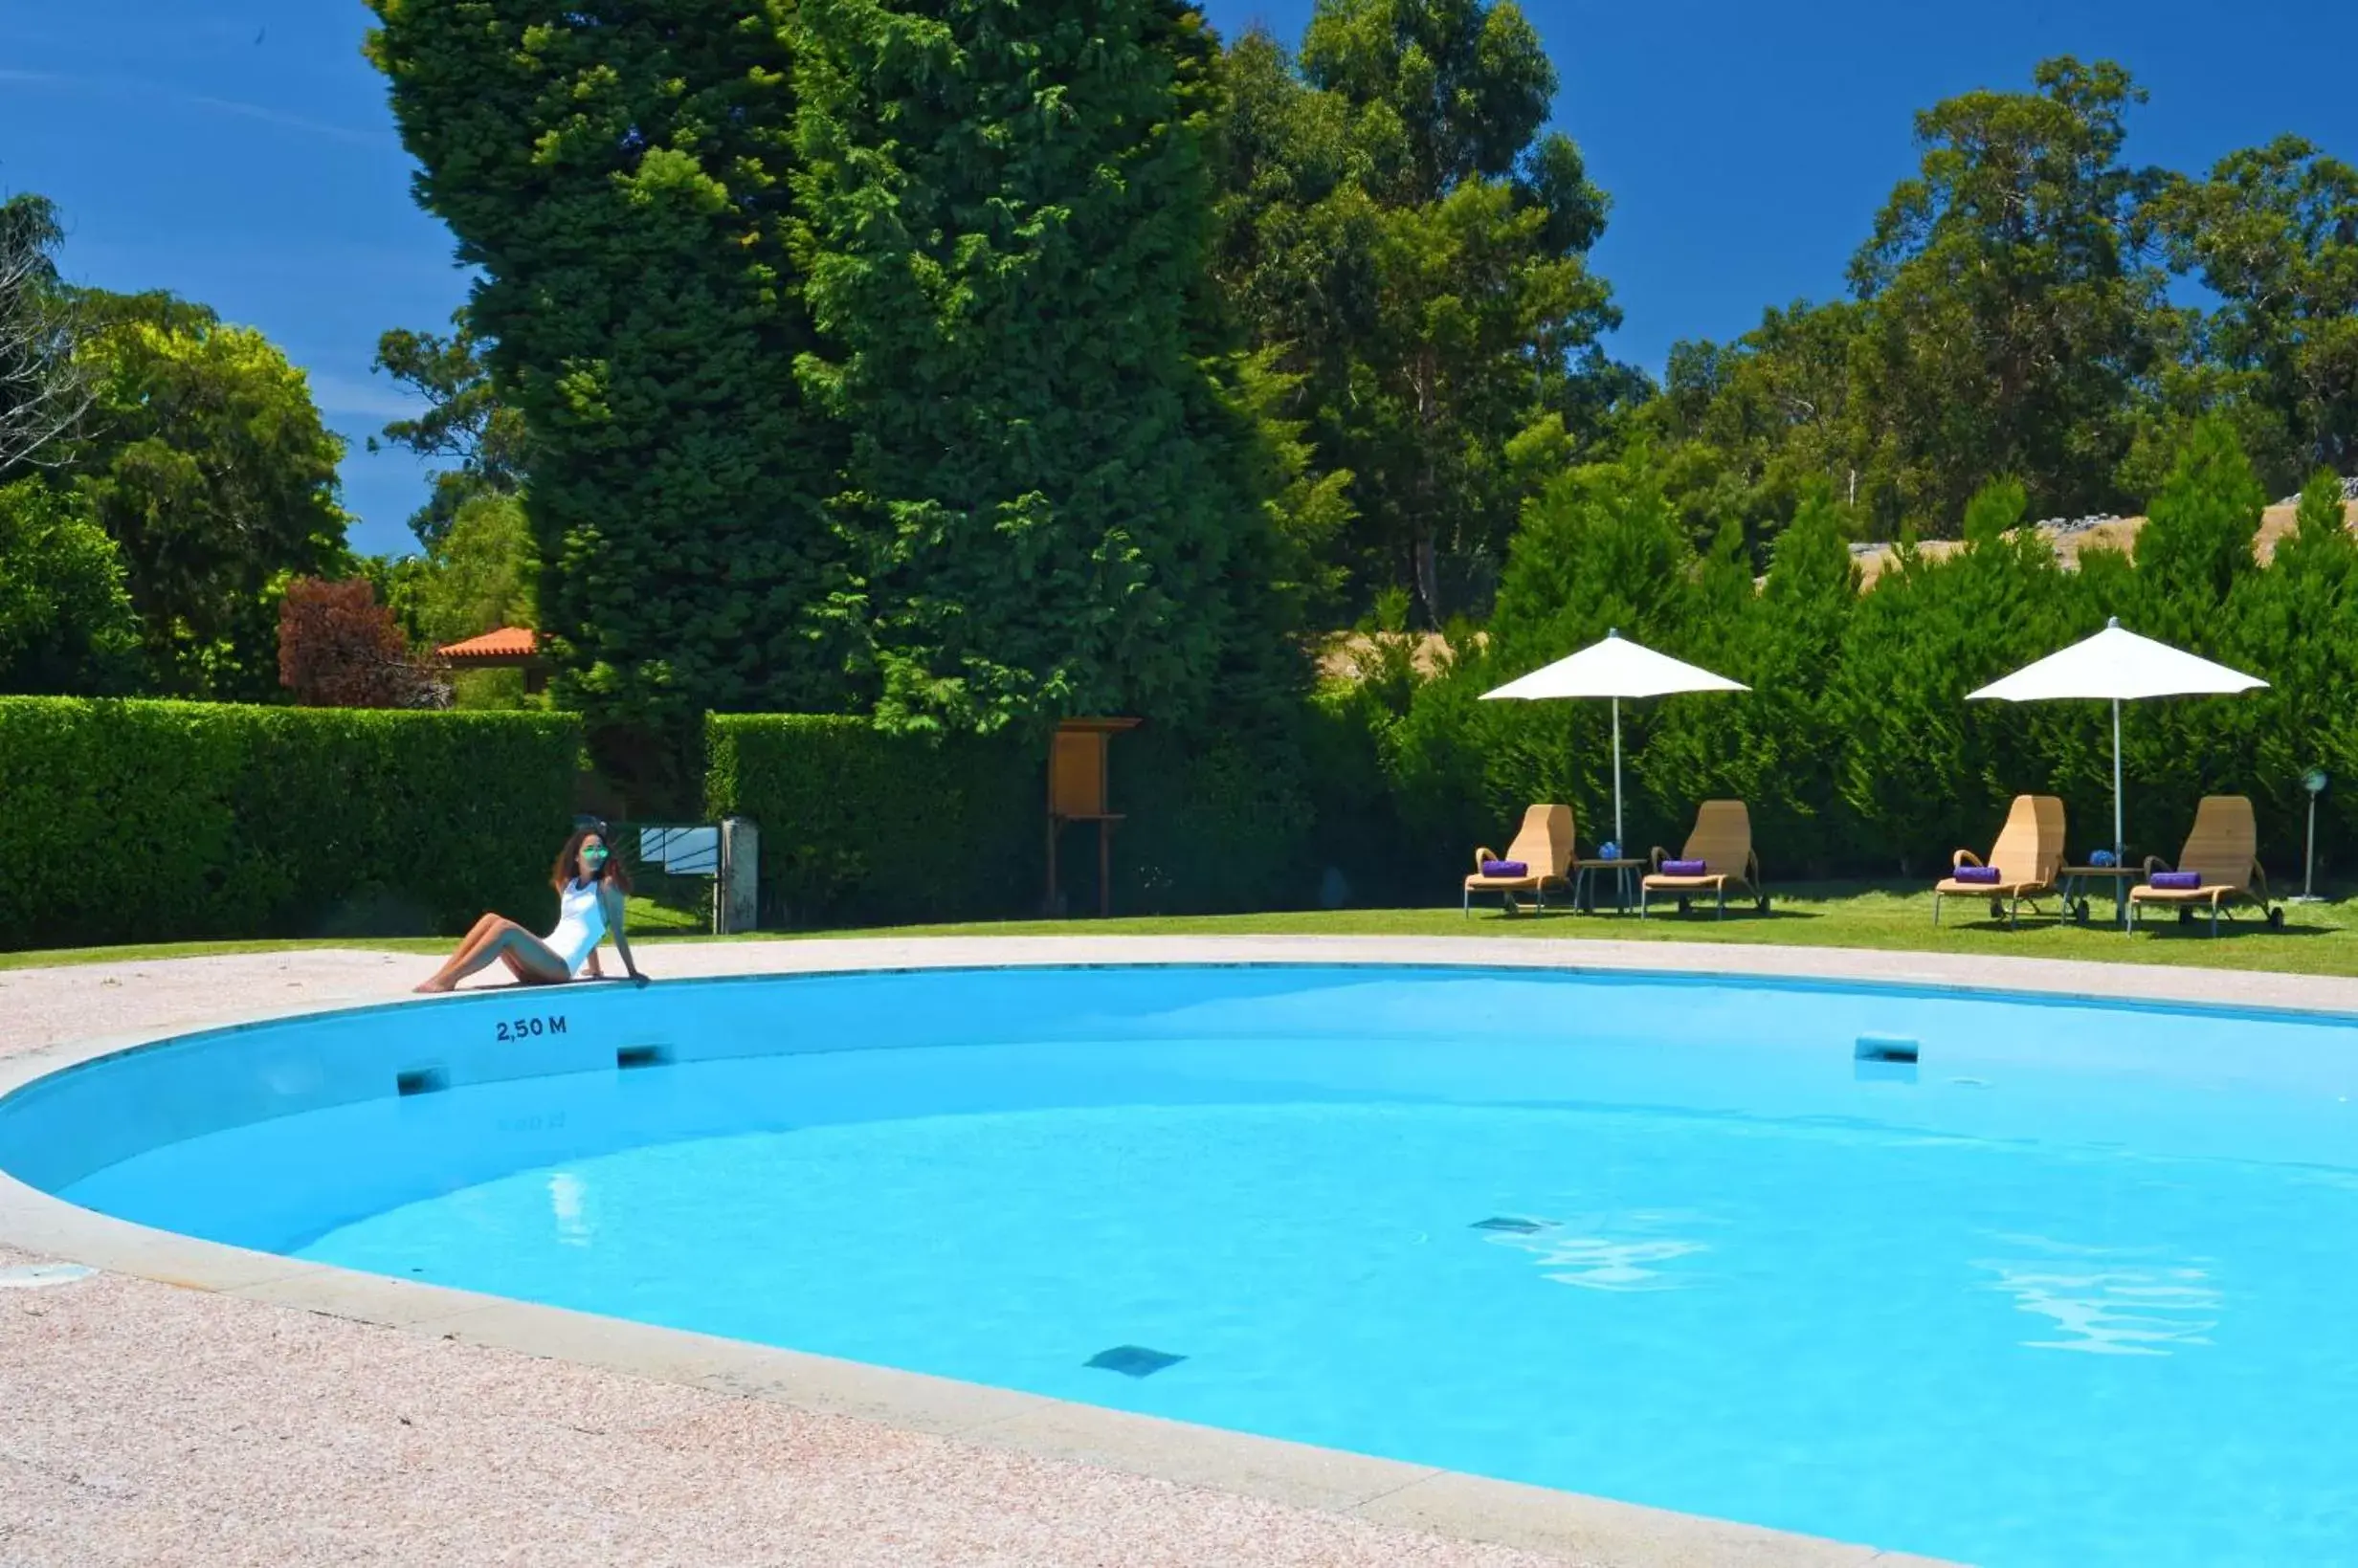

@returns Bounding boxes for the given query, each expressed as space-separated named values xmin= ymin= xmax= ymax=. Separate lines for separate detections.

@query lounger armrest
xmin=2142 ymin=855 xmax=2170 ymax=876
xmin=1747 ymin=850 xmax=1762 ymax=883
xmin=1472 ymin=846 xmax=1497 ymax=872
xmin=1647 ymin=846 xmax=1669 ymax=871
xmin=2252 ymin=861 xmax=2270 ymax=899
xmin=1951 ymin=850 xmax=1982 ymax=871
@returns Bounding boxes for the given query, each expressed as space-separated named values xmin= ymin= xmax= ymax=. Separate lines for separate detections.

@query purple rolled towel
xmin=2148 ymin=870 xmax=2202 ymax=890
xmin=1480 ymin=859 xmax=1528 ymax=877
xmin=1658 ymin=858 xmax=1706 ymax=875
xmin=1952 ymin=864 xmax=2001 ymax=885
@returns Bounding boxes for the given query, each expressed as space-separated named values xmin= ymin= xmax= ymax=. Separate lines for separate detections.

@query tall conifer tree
xmin=367 ymin=1 xmax=849 ymax=794
xmin=792 ymin=0 xmax=1302 ymax=735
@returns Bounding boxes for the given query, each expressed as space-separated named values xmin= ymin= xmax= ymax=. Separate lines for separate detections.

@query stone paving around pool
xmin=7 ymin=933 xmax=2299 ymax=1567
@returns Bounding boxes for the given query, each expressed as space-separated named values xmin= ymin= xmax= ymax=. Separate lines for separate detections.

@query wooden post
xmin=1098 ymin=818 xmax=1113 ymax=918
xmin=1043 ymin=815 xmax=1059 ymax=917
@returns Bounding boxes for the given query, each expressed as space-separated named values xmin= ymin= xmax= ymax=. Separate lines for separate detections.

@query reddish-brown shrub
xmin=278 ymin=577 xmax=444 ymax=708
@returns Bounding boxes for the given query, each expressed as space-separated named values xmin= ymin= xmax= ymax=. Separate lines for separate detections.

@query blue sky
xmin=6 ymin=0 xmax=2353 ymax=558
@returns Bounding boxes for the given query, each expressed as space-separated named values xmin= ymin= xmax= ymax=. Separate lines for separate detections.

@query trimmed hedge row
xmin=705 ymin=715 xmax=1040 ymax=927
xmin=0 ymin=698 xmax=582 ymax=950
xmin=704 ymin=715 xmax=1321 ymax=927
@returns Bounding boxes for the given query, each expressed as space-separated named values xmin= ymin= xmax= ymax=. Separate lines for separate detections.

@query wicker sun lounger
xmin=2126 ymin=795 xmax=2283 ymax=936
xmin=1640 ymin=800 xmax=1766 ymax=918
xmin=1933 ymin=794 xmax=2064 ymax=929
xmin=1463 ymin=804 xmax=1574 ymax=916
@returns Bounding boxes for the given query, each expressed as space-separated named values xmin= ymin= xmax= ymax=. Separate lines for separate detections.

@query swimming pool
xmin=5 ymin=961 xmax=2356 ymax=1566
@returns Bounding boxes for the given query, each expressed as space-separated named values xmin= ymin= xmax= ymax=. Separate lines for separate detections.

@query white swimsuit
xmin=544 ymin=878 xmax=607 ymax=978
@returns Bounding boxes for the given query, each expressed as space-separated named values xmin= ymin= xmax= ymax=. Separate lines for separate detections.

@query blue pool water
xmin=14 ymin=964 xmax=2358 ymax=1565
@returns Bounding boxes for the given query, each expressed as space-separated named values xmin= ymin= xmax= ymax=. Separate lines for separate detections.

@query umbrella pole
xmin=2111 ymin=696 xmax=2128 ymax=930
xmin=1612 ymin=696 xmax=1624 ymax=850
xmin=2112 ymin=696 xmax=2124 ymax=866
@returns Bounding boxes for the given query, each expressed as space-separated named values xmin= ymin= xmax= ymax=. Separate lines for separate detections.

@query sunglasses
xmin=582 ymin=846 xmax=610 ymax=862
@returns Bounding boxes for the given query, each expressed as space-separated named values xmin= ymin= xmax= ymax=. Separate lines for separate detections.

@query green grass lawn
xmin=5 ymin=881 xmax=2353 ymax=977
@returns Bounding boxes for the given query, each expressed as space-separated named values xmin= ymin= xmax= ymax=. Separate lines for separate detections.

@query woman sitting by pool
xmin=414 ymin=826 xmax=649 ymax=993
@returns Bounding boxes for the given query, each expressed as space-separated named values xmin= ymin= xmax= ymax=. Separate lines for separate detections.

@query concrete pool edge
xmin=13 ymin=932 xmax=2343 ymax=1567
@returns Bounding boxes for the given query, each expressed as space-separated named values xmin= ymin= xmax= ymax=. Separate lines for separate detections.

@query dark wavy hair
xmin=552 ymin=825 xmax=632 ymax=894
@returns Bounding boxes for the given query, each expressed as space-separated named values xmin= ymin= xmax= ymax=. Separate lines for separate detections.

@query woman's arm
xmin=601 ymin=883 xmax=648 ymax=984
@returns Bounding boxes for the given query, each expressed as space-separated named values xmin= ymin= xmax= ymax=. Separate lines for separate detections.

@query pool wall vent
xmin=394 ymin=1067 xmax=448 ymax=1097
xmin=1855 ymin=1034 xmax=1919 ymax=1084
xmin=615 ymin=1044 xmax=672 ymax=1071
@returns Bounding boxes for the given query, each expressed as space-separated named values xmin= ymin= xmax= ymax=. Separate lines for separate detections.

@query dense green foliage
xmin=1347 ymin=420 xmax=2358 ymax=900
xmin=378 ymin=489 xmax=542 ymax=710
xmin=1648 ymin=59 xmax=2358 ymax=552
xmin=367 ymin=0 xmax=851 ymax=786
xmin=0 ymin=478 xmax=143 ymax=696
xmin=1847 ymin=59 xmax=2166 ymax=529
xmin=385 ymin=490 xmax=539 ymax=648
xmin=2151 ymin=137 xmax=2358 ymax=487
xmin=1212 ymin=3 xmax=1626 ymax=620
xmin=70 ymin=289 xmax=353 ymax=699
xmin=1 ymin=201 xmax=368 ymax=709
xmin=792 ymin=0 xmax=1306 ymax=736
xmin=706 ymin=714 xmax=1317 ymax=923
xmin=369 ymin=0 xmax=1315 ymax=785
xmin=705 ymin=715 xmax=1041 ymax=926
xmin=364 ymin=11 xmax=2355 ymax=657
xmin=0 ymin=698 xmax=581 ymax=950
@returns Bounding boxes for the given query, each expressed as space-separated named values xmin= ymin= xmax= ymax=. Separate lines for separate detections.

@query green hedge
xmin=1375 ymin=435 xmax=2358 ymax=887
xmin=706 ymin=716 xmax=1041 ymax=926
xmin=706 ymin=714 xmax=1323 ymax=926
xmin=0 ymin=698 xmax=582 ymax=950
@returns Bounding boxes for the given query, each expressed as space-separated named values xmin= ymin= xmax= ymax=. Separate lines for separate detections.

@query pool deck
xmin=10 ymin=934 xmax=2347 ymax=1566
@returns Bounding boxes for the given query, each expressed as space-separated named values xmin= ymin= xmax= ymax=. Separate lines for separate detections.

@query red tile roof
xmin=435 ymin=626 xmax=540 ymax=660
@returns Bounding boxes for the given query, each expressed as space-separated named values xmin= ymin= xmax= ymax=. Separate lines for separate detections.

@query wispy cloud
xmin=0 ymin=70 xmax=394 ymax=149
xmin=309 ymin=373 xmax=429 ymax=422
xmin=187 ymin=95 xmax=392 ymax=148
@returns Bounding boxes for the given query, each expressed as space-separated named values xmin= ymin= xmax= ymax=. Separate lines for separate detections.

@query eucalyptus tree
xmin=1213 ymin=0 xmax=1628 ymax=624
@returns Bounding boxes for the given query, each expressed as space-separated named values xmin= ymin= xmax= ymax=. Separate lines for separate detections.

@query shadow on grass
xmin=1624 ymin=907 xmax=1820 ymax=923
xmin=1473 ymin=904 xmax=1822 ymax=925
xmin=2131 ymin=914 xmax=2330 ymax=941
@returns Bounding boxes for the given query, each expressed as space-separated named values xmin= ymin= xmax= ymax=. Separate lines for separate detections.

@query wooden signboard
xmin=1046 ymin=718 xmax=1141 ymax=917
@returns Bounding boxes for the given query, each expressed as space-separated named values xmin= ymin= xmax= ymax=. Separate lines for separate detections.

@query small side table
xmin=1572 ymin=857 xmax=1648 ymax=914
xmin=2058 ymin=865 xmax=2138 ymax=929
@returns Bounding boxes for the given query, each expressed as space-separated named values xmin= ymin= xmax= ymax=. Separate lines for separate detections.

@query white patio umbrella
xmin=1479 ymin=629 xmax=1747 ymax=849
xmin=1967 ymin=616 xmax=2267 ymax=865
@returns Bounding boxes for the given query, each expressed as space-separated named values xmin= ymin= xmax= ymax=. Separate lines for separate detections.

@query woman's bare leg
xmin=417 ymin=918 xmax=569 ymax=992
xmin=497 ymin=947 xmax=548 ymax=981
xmin=449 ymin=915 xmax=506 ymax=969
xmin=434 ymin=924 xmax=569 ymax=990
xmin=416 ymin=915 xmax=505 ymax=991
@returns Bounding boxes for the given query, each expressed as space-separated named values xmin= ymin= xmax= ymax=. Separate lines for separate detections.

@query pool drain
xmin=1471 ymin=1216 xmax=1546 ymax=1234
